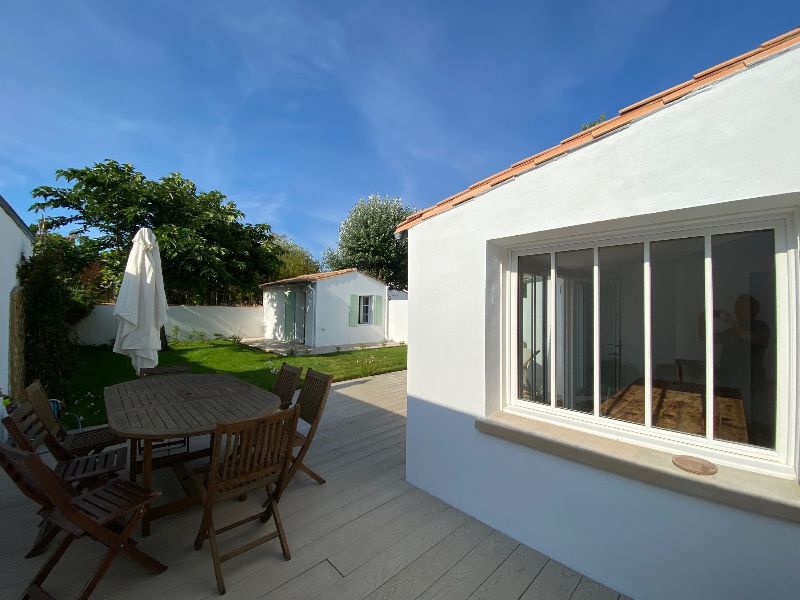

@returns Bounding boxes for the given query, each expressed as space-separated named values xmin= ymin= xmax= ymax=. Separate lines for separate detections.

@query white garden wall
xmin=387 ymin=298 xmax=407 ymax=343
xmin=74 ymin=304 xmax=264 ymax=345
xmin=406 ymin=47 xmax=800 ymax=600
xmin=0 ymin=199 xmax=33 ymax=396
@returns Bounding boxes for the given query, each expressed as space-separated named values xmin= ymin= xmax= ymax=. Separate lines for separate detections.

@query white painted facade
xmin=387 ymin=297 xmax=407 ymax=343
xmin=405 ymin=47 xmax=800 ymax=600
xmin=74 ymin=304 xmax=264 ymax=345
xmin=0 ymin=197 xmax=33 ymax=396
xmin=262 ymin=270 xmax=388 ymax=347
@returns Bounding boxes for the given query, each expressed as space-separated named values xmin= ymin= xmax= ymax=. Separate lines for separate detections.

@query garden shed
xmin=261 ymin=269 xmax=388 ymax=349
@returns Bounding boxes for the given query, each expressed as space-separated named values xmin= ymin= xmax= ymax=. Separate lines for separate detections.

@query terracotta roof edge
xmin=395 ymin=27 xmax=800 ymax=234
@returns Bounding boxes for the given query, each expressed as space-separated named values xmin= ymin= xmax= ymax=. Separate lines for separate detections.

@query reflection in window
xmin=650 ymin=237 xmax=706 ymax=437
xmin=519 ymin=254 xmax=550 ymax=403
xmin=555 ymin=250 xmax=594 ymax=413
xmin=598 ymin=244 xmax=645 ymax=423
xmin=711 ymin=231 xmax=776 ymax=448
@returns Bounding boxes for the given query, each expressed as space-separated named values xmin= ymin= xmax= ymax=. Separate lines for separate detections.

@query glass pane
xmin=650 ymin=237 xmax=706 ymax=436
xmin=711 ymin=230 xmax=776 ymax=449
xmin=555 ymin=249 xmax=594 ymax=413
xmin=518 ymin=254 xmax=550 ymax=403
xmin=598 ymin=244 xmax=645 ymax=424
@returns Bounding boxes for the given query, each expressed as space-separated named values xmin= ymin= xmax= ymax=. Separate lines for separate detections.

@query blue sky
xmin=1 ymin=1 xmax=797 ymax=258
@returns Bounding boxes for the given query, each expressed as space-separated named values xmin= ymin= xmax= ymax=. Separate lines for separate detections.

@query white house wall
xmin=0 ymin=212 xmax=32 ymax=395
xmin=387 ymin=298 xmax=408 ymax=343
xmin=406 ymin=48 xmax=800 ymax=600
xmin=314 ymin=272 xmax=387 ymax=347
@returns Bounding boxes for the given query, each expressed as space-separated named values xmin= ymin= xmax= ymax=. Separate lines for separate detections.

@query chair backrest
xmin=273 ymin=363 xmax=302 ymax=409
xmin=0 ymin=442 xmax=73 ymax=510
xmin=138 ymin=365 xmax=191 ymax=378
xmin=208 ymin=407 xmax=299 ymax=496
xmin=24 ymin=380 xmax=63 ymax=438
xmin=3 ymin=405 xmax=71 ymax=462
xmin=296 ymin=369 xmax=332 ymax=428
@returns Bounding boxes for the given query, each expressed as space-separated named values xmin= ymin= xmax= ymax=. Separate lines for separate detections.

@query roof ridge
xmin=396 ymin=26 xmax=800 ymax=233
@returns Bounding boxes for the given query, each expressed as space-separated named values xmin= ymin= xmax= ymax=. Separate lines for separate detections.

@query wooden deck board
xmin=0 ymin=371 xmax=627 ymax=600
xmin=420 ymin=531 xmax=520 ymax=600
xmin=466 ymin=544 xmax=549 ymax=600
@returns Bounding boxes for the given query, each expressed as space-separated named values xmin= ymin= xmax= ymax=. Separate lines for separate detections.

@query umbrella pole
xmin=160 ymin=326 xmax=170 ymax=351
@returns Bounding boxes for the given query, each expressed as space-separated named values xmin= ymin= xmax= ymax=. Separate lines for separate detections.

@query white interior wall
xmin=314 ymin=272 xmax=387 ymax=347
xmin=0 ymin=213 xmax=32 ymax=395
xmin=406 ymin=47 xmax=800 ymax=600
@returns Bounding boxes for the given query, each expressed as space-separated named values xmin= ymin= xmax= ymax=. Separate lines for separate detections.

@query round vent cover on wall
xmin=672 ymin=455 xmax=718 ymax=475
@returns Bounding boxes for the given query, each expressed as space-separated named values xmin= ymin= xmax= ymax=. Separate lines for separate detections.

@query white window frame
xmin=504 ymin=211 xmax=797 ymax=477
xmin=358 ymin=295 xmax=372 ymax=325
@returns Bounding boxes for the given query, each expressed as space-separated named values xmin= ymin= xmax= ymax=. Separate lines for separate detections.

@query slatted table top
xmin=105 ymin=374 xmax=281 ymax=440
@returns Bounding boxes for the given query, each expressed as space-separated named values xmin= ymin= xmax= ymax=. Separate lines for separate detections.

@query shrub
xmin=17 ymin=245 xmax=80 ymax=399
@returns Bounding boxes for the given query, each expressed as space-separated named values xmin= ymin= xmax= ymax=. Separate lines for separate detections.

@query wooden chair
xmin=3 ymin=404 xmax=128 ymax=557
xmin=192 ymin=407 xmax=299 ymax=595
xmin=3 ymin=403 xmax=128 ymax=483
xmin=24 ymin=380 xmax=123 ymax=456
xmin=0 ymin=442 xmax=166 ymax=599
xmin=273 ymin=363 xmax=302 ymax=409
xmin=286 ymin=369 xmax=332 ymax=488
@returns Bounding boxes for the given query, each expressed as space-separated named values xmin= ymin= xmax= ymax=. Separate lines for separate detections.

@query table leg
xmin=129 ymin=439 xmax=138 ymax=482
xmin=142 ymin=439 xmax=153 ymax=537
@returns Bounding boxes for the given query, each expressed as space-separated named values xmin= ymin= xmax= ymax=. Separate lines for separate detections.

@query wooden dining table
xmin=104 ymin=373 xmax=281 ymax=535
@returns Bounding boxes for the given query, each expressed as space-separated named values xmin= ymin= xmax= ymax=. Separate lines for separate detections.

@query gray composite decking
xmin=0 ymin=371 xmax=627 ymax=600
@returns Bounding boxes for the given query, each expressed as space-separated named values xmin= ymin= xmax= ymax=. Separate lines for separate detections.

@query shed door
xmin=284 ymin=290 xmax=296 ymax=342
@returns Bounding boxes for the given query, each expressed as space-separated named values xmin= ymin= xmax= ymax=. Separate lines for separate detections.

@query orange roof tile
xmin=261 ymin=268 xmax=356 ymax=287
xmin=395 ymin=26 xmax=800 ymax=234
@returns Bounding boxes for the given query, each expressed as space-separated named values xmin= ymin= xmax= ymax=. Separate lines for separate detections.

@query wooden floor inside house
xmin=0 ymin=371 xmax=628 ymax=600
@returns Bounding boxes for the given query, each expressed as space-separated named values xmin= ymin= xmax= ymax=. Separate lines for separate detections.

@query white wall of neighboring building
xmin=406 ymin=48 xmax=800 ymax=600
xmin=75 ymin=304 xmax=264 ymax=345
xmin=387 ymin=297 xmax=408 ymax=343
xmin=0 ymin=203 xmax=33 ymax=396
xmin=313 ymin=271 xmax=387 ymax=348
xmin=262 ymin=285 xmax=313 ymax=344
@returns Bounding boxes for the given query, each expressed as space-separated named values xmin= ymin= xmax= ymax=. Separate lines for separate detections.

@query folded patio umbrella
xmin=113 ymin=227 xmax=168 ymax=374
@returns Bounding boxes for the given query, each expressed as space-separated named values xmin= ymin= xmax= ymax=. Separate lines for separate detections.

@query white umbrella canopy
xmin=113 ymin=227 xmax=169 ymax=374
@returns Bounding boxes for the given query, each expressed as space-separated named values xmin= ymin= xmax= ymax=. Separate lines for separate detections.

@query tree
xmin=31 ymin=160 xmax=283 ymax=305
xmin=323 ymin=194 xmax=414 ymax=289
xmin=272 ymin=235 xmax=320 ymax=281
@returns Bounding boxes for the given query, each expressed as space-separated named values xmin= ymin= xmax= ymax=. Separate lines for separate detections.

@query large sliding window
xmin=514 ymin=222 xmax=784 ymax=462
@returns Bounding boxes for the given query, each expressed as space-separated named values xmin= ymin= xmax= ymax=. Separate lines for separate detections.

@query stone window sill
xmin=475 ymin=411 xmax=800 ymax=524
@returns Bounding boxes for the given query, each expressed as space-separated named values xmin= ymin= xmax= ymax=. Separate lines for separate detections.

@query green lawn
xmin=67 ymin=340 xmax=407 ymax=426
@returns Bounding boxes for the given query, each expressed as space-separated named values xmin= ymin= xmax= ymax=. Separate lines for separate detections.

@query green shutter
xmin=373 ymin=295 xmax=383 ymax=326
xmin=349 ymin=294 xmax=358 ymax=327
xmin=284 ymin=290 xmax=296 ymax=341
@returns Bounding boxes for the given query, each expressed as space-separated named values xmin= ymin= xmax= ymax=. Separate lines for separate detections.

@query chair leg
xmin=266 ymin=486 xmax=291 ymax=561
xmin=194 ymin=504 xmax=212 ymax=551
xmin=26 ymin=521 xmax=60 ymax=558
xmin=298 ymin=462 xmax=326 ymax=485
xmin=206 ymin=514 xmax=226 ymax=595
xmin=78 ymin=548 xmax=119 ymax=600
xmin=29 ymin=534 xmax=74 ymax=591
xmin=125 ymin=544 xmax=168 ymax=573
